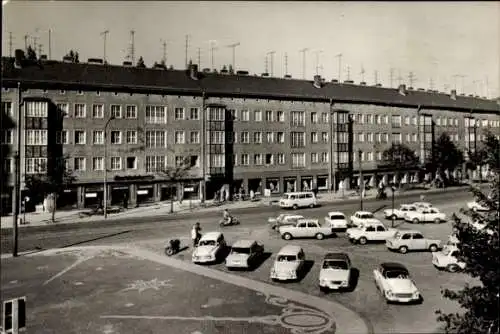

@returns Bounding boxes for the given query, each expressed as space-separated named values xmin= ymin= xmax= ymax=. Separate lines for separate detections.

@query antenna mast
xmin=397 ymin=69 xmax=403 ymax=86
xmin=48 ymin=29 xmax=52 ymax=60
xmin=209 ymin=40 xmax=217 ymax=71
xmin=24 ymin=34 xmax=29 ymax=52
xmin=37 ymin=44 xmax=43 ymax=58
xmin=185 ymin=34 xmax=190 ymax=68
xmin=314 ymin=50 xmax=323 ymax=76
xmin=197 ymin=47 xmax=201 ymax=67
xmin=408 ymin=71 xmax=416 ymax=87
xmin=360 ymin=64 xmax=365 ymax=82
xmin=267 ymin=51 xmax=276 ymax=76
xmin=100 ymin=30 xmax=109 ymax=63
xmin=32 ymin=36 xmax=39 ymax=54
xmin=299 ymin=48 xmax=309 ymax=79
xmin=130 ymin=30 xmax=136 ymax=64
xmin=374 ymin=70 xmax=379 ymax=85
xmin=265 ymin=55 xmax=269 ymax=74
xmin=335 ymin=53 xmax=342 ymax=81
xmin=284 ymin=52 xmax=288 ymax=76
xmin=8 ymin=32 xmax=13 ymax=57
xmin=160 ymin=39 xmax=167 ymax=65
xmin=429 ymin=77 xmax=434 ymax=90
xmin=226 ymin=42 xmax=240 ymax=70
xmin=346 ymin=65 xmax=351 ymax=81
xmin=389 ymin=68 xmax=394 ymax=88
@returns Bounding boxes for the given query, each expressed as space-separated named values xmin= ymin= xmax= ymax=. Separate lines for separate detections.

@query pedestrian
xmin=191 ymin=222 xmax=202 ymax=248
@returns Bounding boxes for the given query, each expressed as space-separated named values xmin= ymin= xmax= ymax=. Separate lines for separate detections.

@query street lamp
xmin=391 ymin=185 xmax=396 ymax=228
xmin=103 ymin=115 xmax=115 ymax=219
xmin=358 ymin=149 xmax=363 ymax=211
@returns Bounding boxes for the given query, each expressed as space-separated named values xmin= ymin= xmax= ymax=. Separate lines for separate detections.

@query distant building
xmin=1 ymin=51 xmax=499 ymax=213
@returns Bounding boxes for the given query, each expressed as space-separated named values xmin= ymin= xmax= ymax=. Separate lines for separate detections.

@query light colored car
xmin=349 ymin=211 xmax=380 ymax=227
xmin=192 ymin=232 xmax=227 ymax=264
xmin=268 ymin=214 xmax=305 ymax=230
xmin=279 ymin=192 xmax=317 ymax=209
xmin=384 ymin=204 xmax=417 ymax=220
xmin=270 ymin=245 xmax=305 ymax=282
xmin=443 ymin=234 xmax=460 ymax=252
xmin=411 ymin=202 xmax=433 ymax=209
xmin=404 ymin=207 xmax=446 ymax=224
xmin=225 ymin=239 xmax=264 ymax=270
xmin=346 ymin=222 xmax=398 ymax=245
xmin=432 ymin=246 xmax=466 ymax=272
xmin=319 ymin=253 xmax=351 ymax=291
xmin=324 ymin=212 xmax=348 ymax=231
xmin=466 ymin=201 xmax=489 ymax=212
xmin=386 ymin=230 xmax=442 ymax=254
xmin=279 ymin=219 xmax=335 ymax=240
xmin=373 ymin=262 xmax=421 ymax=304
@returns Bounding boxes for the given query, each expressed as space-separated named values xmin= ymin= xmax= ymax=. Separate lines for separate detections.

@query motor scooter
xmin=219 ymin=217 xmax=240 ymax=227
xmin=165 ymin=239 xmax=181 ymax=256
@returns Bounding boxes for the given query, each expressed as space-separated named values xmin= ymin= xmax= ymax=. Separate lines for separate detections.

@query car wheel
xmin=472 ymin=207 xmax=477 ymax=212
xmin=309 ymin=203 xmax=315 ymax=208
xmin=315 ymin=233 xmax=325 ymax=240
xmin=390 ymin=214 xmax=397 ymax=220
xmin=412 ymin=218 xmax=420 ymax=224
xmin=359 ymin=237 xmax=368 ymax=245
xmin=283 ymin=233 xmax=293 ymax=240
xmin=319 ymin=286 xmax=328 ymax=293
xmin=434 ymin=218 xmax=441 ymax=224
xmin=429 ymin=244 xmax=438 ymax=252
xmin=399 ymin=245 xmax=408 ymax=254
xmin=292 ymin=204 xmax=298 ymax=210
xmin=447 ymin=264 xmax=460 ymax=273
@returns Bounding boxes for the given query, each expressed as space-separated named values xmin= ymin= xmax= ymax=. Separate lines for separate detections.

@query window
xmin=74 ymin=157 xmax=86 ymax=171
xmin=96 ymin=91 xmax=100 ymax=96
xmin=405 ymin=133 xmax=411 ymax=143
xmin=26 ymin=130 xmax=47 ymax=145
xmin=404 ymin=116 xmax=410 ymax=125
xmin=146 ymin=131 xmax=166 ymax=148
xmin=93 ymin=130 xmax=104 ymax=144
xmin=175 ymin=131 xmax=185 ymax=144
xmin=254 ymin=154 xmax=263 ymax=165
xmin=56 ymin=103 xmax=69 ymax=117
xmin=210 ymin=154 xmax=225 ymax=167
xmin=2 ymin=101 xmax=13 ymax=117
xmin=366 ymin=114 xmax=373 ymax=124
xmin=357 ymin=114 xmax=364 ymax=124
xmin=190 ymin=108 xmax=199 ymax=120
xmin=254 ymin=110 xmax=262 ymax=122
xmin=111 ymin=105 xmax=122 ymax=118
xmin=375 ymin=115 xmax=382 ymax=125
xmin=146 ymin=105 xmax=166 ymax=124
xmin=126 ymin=105 xmax=137 ymax=119
xmin=126 ymin=130 xmax=137 ymax=144
xmin=92 ymin=157 xmax=104 ymax=171
xmin=74 ymin=103 xmax=86 ymax=118
xmin=146 ymin=156 xmax=165 ymax=172
xmin=92 ymin=104 xmax=104 ymax=118
xmin=291 ymin=111 xmax=305 ymax=126
xmin=59 ymin=90 xmax=66 ymax=95
xmin=209 ymin=131 xmax=224 ymax=144
xmin=357 ymin=133 xmax=365 ymax=143
xmin=321 ymin=132 xmax=328 ymax=143
xmin=277 ymin=153 xmax=285 ymax=164
xmin=339 ymin=152 xmax=348 ymax=164
xmin=265 ymin=110 xmax=273 ymax=122
xmin=291 ymin=132 xmax=305 ymax=148
xmin=174 ymin=107 xmax=185 ymax=120
xmin=412 ymin=116 xmax=417 ymax=125
xmin=311 ymin=112 xmax=318 ymax=124
xmin=56 ymin=130 xmax=68 ymax=144
xmin=367 ymin=132 xmax=373 ymax=143
xmin=266 ymin=132 xmax=274 ymax=143
xmin=2 ymin=130 xmax=13 ymax=144
xmin=382 ymin=133 xmax=389 ymax=142
xmin=377 ymin=151 xmax=383 ymax=160
xmin=207 ymin=108 xmax=224 ymax=121
xmin=189 ymin=155 xmax=200 ymax=167
xmin=111 ymin=131 xmax=122 ymax=144
xmin=253 ymin=132 xmax=262 ymax=143
xmin=241 ymin=154 xmax=249 ymax=165
xmin=25 ymin=101 xmax=48 ymax=117
xmin=391 ymin=115 xmax=401 ymax=128
xmin=277 ymin=110 xmax=284 ymax=122
xmin=190 ymin=131 xmax=200 ymax=144
xmin=275 ymin=132 xmax=284 ymax=144
xmin=241 ymin=109 xmax=249 ymax=121
xmin=241 ymin=132 xmax=249 ymax=143
xmin=367 ymin=152 xmax=374 ymax=161
xmin=291 ymin=153 xmax=306 ymax=168
xmin=392 ymin=133 xmax=402 ymax=144
xmin=25 ymin=157 xmax=47 ymax=174
xmin=311 ymin=132 xmax=318 ymax=143
xmin=321 ymin=112 xmax=329 ymax=123
xmin=4 ymin=158 xmax=13 ymax=174
xmin=77 ymin=90 xmax=84 ymax=95
xmin=412 ymin=133 xmax=418 ymax=142
xmin=311 ymin=152 xmax=318 ymax=163
xmin=383 ymin=115 xmax=389 ymax=124
xmin=175 ymin=156 xmax=186 ymax=167
xmin=111 ymin=157 xmax=122 ymax=170
xmin=265 ymin=153 xmax=274 ymax=165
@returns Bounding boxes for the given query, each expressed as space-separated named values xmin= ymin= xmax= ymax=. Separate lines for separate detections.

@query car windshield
xmin=277 ymin=255 xmax=297 ymax=262
xmin=330 ymin=215 xmax=345 ymax=220
xmin=281 ymin=194 xmax=290 ymax=200
xmin=361 ymin=213 xmax=374 ymax=219
xmin=385 ymin=270 xmax=409 ymax=279
xmin=394 ymin=232 xmax=402 ymax=239
xmin=199 ymin=240 xmax=216 ymax=246
xmin=323 ymin=260 xmax=348 ymax=270
xmin=231 ymin=247 xmax=251 ymax=254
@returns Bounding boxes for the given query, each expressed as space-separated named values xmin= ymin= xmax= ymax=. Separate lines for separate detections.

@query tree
xmin=136 ymin=56 xmax=146 ymax=68
xmin=380 ymin=143 xmax=419 ymax=170
xmin=481 ymin=131 xmax=500 ymax=174
xmin=26 ymin=45 xmax=37 ymax=61
xmin=156 ymin=156 xmax=193 ymax=213
xmin=228 ymin=64 xmax=234 ymax=74
xmin=65 ymin=50 xmax=79 ymax=63
xmin=433 ymin=133 xmax=464 ymax=182
xmin=24 ymin=156 xmax=76 ymax=222
xmin=435 ymin=178 xmax=499 ymax=333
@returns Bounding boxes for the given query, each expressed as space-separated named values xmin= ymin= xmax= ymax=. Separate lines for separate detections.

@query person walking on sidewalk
xmin=191 ymin=222 xmax=202 ymax=248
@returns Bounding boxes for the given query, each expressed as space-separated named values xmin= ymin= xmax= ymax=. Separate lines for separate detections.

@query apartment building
xmin=1 ymin=52 xmax=499 ymax=212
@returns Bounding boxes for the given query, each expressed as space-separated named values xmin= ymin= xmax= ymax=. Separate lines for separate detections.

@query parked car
xmin=270 ymin=245 xmax=305 ymax=282
xmin=373 ymin=262 xmax=421 ymax=303
xmin=466 ymin=201 xmax=490 ymax=212
xmin=279 ymin=219 xmax=335 ymax=240
xmin=268 ymin=214 xmax=305 ymax=230
xmin=384 ymin=204 xmax=417 ymax=220
xmin=432 ymin=246 xmax=466 ymax=272
xmin=319 ymin=252 xmax=352 ymax=292
xmin=225 ymin=239 xmax=264 ymax=270
xmin=411 ymin=202 xmax=433 ymax=209
xmin=279 ymin=192 xmax=317 ymax=209
xmin=404 ymin=207 xmax=446 ymax=224
xmin=443 ymin=234 xmax=460 ymax=252
xmin=386 ymin=230 xmax=442 ymax=254
xmin=346 ymin=222 xmax=398 ymax=245
xmin=324 ymin=212 xmax=348 ymax=231
xmin=192 ymin=232 xmax=227 ymax=264
xmin=349 ymin=211 xmax=380 ymax=227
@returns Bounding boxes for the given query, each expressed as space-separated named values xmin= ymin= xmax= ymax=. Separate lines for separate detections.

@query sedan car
xmin=384 ymin=204 xmax=417 ymax=220
xmin=319 ymin=253 xmax=351 ymax=291
xmin=324 ymin=212 xmax=348 ymax=231
xmin=373 ymin=262 xmax=421 ymax=303
xmin=404 ymin=207 xmax=446 ymax=224
xmin=466 ymin=201 xmax=490 ymax=212
xmin=268 ymin=214 xmax=305 ymax=230
xmin=270 ymin=245 xmax=305 ymax=282
xmin=349 ymin=211 xmax=380 ymax=227
xmin=432 ymin=246 xmax=466 ymax=272
xmin=412 ymin=202 xmax=433 ymax=209
xmin=386 ymin=230 xmax=441 ymax=254
xmin=225 ymin=239 xmax=264 ymax=270
xmin=192 ymin=232 xmax=227 ymax=264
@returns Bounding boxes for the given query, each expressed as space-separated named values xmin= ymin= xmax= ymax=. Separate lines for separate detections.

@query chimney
xmin=375 ymin=83 xmax=382 ymax=87
xmin=417 ymin=88 xmax=425 ymax=91
xmin=123 ymin=61 xmax=133 ymax=66
xmin=14 ymin=49 xmax=24 ymax=68
xmin=313 ymin=75 xmax=322 ymax=88
xmin=261 ymin=73 xmax=269 ymax=77
xmin=398 ymin=84 xmax=407 ymax=96
xmin=408 ymin=87 xmax=414 ymax=90
xmin=153 ymin=63 xmax=166 ymax=70
xmin=360 ymin=81 xmax=366 ymax=86
xmin=331 ymin=79 xmax=339 ymax=83
xmin=189 ymin=63 xmax=199 ymax=80
xmin=202 ymin=68 xmax=211 ymax=73
xmin=468 ymin=94 xmax=474 ymax=97
xmin=450 ymin=89 xmax=457 ymax=100
xmin=88 ymin=58 xmax=104 ymax=65
xmin=284 ymin=74 xmax=292 ymax=79
xmin=236 ymin=70 xmax=249 ymax=75
xmin=40 ymin=55 xmax=48 ymax=61
xmin=344 ymin=80 xmax=354 ymax=84
xmin=62 ymin=55 xmax=73 ymax=63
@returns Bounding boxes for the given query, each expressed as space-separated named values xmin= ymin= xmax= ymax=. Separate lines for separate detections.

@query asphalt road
xmin=1 ymin=189 xmax=472 ymax=255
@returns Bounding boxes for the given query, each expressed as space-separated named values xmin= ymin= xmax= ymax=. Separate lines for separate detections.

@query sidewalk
xmin=0 ymin=185 xmax=470 ymax=230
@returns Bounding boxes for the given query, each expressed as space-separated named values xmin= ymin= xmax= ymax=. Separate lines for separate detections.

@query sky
xmin=2 ymin=1 xmax=499 ymax=98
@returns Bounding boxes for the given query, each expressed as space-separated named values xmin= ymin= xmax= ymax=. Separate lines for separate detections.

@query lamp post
xmin=358 ymin=149 xmax=363 ymax=211
xmin=103 ymin=115 xmax=115 ymax=219
xmin=391 ymin=185 xmax=396 ymax=228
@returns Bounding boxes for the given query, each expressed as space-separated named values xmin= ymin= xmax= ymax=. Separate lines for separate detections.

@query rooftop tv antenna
xmin=374 ymin=70 xmax=379 ymax=85
xmin=209 ymin=40 xmax=218 ymax=71
xmin=397 ymin=69 xmax=403 ymax=86
xmin=314 ymin=50 xmax=323 ymax=76
xmin=429 ymin=77 xmax=434 ymax=90
xmin=299 ymin=48 xmax=309 ymax=79
xmin=335 ymin=53 xmax=343 ymax=81
xmin=284 ymin=52 xmax=288 ymax=76
xmin=226 ymin=42 xmax=240 ymax=70
xmin=184 ymin=34 xmax=190 ymax=68
xmin=160 ymin=39 xmax=167 ymax=65
xmin=346 ymin=65 xmax=351 ymax=81
xmin=360 ymin=64 xmax=365 ymax=82
xmin=265 ymin=54 xmax=269 ymax=74
xmin=100 ymin=30 xmax=109 ymax=62
xmin=389 ymin=68 xmax=394 ymax=88
xmin=128 ymin=30 xmax=136 ymax=64
xmin=24 ymin=34 xmax=29 ymax=52
xmin=48 ymin=28 xmax=52 ymax=59
xmin=8 ymin=32 xmax=13 ymax=57
xmin=267 ymin=50 xmax=276 ymax=76
xmin=197 ymin=47 xmax=201 ymax=67
xmin=32 ymin=36 xmax=39 ymax=54
xmin=37 ymin=43 xmax=43 ymax=58
xmin=408 ymin=71 xmax=416 ymax=87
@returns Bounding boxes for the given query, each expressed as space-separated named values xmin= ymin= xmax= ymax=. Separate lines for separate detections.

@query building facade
xmin=1 ymin=54 xmax=499 ymax=213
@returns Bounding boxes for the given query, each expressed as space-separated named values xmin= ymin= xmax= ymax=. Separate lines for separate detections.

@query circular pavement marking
xmin=10 ymin=280 xmax=18 ymax=284
xmin=125 ymin=303 xmax=134 ymax=307
xmin=96 ymin=267 xmax=103 ymax=271
xmin=74 ymin=282 xmax=84 ymax=286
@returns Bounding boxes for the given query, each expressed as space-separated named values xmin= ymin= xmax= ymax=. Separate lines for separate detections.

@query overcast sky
xmin=2 ymin=1 xmax=499 ymax=97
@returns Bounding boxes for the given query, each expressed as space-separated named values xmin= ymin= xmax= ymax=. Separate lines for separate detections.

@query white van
xmin=279 ymin=192 xmax=317 ymax=210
